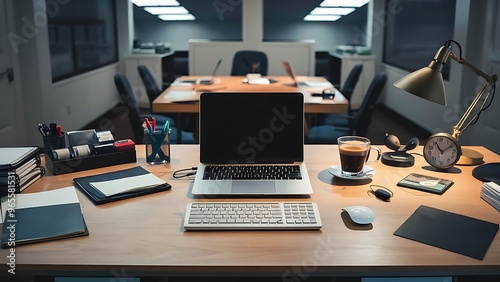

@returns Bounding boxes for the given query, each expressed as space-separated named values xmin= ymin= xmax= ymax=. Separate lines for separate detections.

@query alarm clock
xmin=423 ymin=132 xmax=462 ymax=169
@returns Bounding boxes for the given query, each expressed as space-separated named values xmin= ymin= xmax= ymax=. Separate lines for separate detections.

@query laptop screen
xmin=200 ymin=92 xmax=304 ymax=164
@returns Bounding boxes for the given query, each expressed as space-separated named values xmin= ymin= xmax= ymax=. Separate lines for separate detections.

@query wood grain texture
xmin=1 ymin=145 xmax=499 ymax=278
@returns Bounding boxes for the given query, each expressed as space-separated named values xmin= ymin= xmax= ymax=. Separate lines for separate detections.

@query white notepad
xmin=90 ymin=174 xmax=166 ymax=197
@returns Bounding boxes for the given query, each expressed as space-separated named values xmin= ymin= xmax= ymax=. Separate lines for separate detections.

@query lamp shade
xmin=394 ymin=66 xmax=447 ymax=105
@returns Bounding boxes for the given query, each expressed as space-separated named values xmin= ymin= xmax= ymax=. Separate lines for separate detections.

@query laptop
xmin=175 ymin=58 xmax=222 ymax=85
xmin=282 ymin=61 xmax=316 ymax=87
xmin=191 ymin=92 xmax=313 ymax=196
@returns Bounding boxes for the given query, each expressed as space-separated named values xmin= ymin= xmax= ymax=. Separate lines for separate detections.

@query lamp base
xmin=381 ymin=152 xmax=415 ymax=167
xmin=457 ymin=147 xmax=484 ymax=165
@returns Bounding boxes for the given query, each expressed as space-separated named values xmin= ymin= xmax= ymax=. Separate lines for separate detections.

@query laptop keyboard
xmin=184 ymin=202 xmax=322 ymax=231
xmin=202 ymin=165 xmax=302 ymax=180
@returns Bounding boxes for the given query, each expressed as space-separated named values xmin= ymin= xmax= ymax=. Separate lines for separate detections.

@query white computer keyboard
xmin=184 ymin=202 xmax=322 ymax=231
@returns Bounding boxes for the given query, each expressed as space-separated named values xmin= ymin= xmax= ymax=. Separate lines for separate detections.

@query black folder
xmin=73 ymin=166 xmax=171 ymax=205
xmin=1 ymin=187 xmax=89 ymax=248
xmin=394 ymin=205 xmax=499 ymax=260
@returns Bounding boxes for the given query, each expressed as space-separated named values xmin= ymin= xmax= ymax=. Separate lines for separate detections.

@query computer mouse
xmin=342 ymin=206 xmax=374 ymax=225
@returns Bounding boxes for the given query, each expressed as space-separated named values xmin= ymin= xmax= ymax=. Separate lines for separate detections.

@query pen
xmin=38 ymin=123 xmax=47 ymax=137
xmin=144 ymin=118 xmax=153 ymax=133
xmin=50 ymin=122 xmax=57 ymax=136
xmin=151 ymin=117 xmax=156 ymax=132
xmin=162 ymin=120 xmax=170 ymax=134
xmin=56 ymin=125 xmax=62 ymax=136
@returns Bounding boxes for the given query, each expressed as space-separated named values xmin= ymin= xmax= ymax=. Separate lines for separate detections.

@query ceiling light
xmin=144 ymin=6 xmax=188 ymax=15
xmin=320 ymin=0 xmax=369 ymax=7
xmin=131 ymin=0 xmax=180 ymax=6
xmin=158 ymin=14 xmax=195 ymax=21
xmin=310 ymin=7 xmax=355 ymax=15
xmin=304 ymin=15 xmax=341 ymax=21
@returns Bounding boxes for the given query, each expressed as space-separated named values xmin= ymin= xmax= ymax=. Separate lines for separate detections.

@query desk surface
xmin=1 ymin=145 xmax=500 ymax=278
xmin=152 ymin=76 xmax=348 ymax=114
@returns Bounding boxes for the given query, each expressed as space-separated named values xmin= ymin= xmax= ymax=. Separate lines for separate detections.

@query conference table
xmin=1 ymin=145 xmax=500 ymax=281
xmin=152 ymin=76 xmax=348 ymax=143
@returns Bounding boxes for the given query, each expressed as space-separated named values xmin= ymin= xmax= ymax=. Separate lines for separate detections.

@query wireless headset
xmin=384 ymin=133 xmax=419 ymax=152
xmin=381 ymin=133 xmax=419 ymax=167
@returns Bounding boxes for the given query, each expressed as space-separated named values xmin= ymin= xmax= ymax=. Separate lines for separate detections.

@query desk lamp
xmin=394 ymin=39 xmax=497 ymax=167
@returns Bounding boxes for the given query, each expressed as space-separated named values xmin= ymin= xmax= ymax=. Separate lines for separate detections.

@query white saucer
xmin=328 ymin=165 xmax=375 ymax=180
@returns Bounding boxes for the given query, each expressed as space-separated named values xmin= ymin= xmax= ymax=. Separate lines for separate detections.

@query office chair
xmin=137 ymin=65 xmax=197 ymax=142
xmin=230 ymin=50 xmax=268 ymax=76
xmin=316 ymin=64 xmax=363 ymax=127
xmin=305 ymin=72 xmax=387 ymax=144
xmin=113 ymin=73 xmax=195 ymax=144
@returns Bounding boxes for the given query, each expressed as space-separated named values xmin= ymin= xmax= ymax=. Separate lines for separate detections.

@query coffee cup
xmin=337 ymin=136 xmax=381 ymax=176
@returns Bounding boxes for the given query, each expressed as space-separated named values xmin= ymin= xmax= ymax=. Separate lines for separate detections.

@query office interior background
xmin=0 ymin=0 xmax=499 ymax=154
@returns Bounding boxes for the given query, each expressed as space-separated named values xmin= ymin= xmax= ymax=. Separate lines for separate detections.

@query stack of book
xmin=0 ymin=147 xmax=45 ymax=195
xmin=480 ymin=182 xmax=500 ymax=212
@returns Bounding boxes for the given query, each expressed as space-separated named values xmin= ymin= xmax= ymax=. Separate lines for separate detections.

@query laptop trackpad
xmin=231 ymin=181 xmax=276 ymax=194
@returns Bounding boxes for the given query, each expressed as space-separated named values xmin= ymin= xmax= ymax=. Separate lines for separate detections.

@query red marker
xmin=144 ymin=118 xmax=152 ymax=133
xmin=151 ymin=117 xmax=156 ymax=132
xmin=56 ymin=125 xmax=62 ymax=136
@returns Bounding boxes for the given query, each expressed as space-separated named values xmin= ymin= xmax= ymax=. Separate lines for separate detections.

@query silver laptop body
xmin=191 ymin=92 xmax=313 ymax=196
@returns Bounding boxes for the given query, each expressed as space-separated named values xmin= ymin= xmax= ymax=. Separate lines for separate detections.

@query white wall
xmin=7 ymin=0 xmax=132 ymax=146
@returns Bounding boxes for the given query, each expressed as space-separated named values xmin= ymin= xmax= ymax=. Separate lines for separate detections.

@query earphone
xmin=384 ymin=133 xmax=419 ymax=152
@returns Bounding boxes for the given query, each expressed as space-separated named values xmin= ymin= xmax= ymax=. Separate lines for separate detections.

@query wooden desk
xmin=1 ymin=145 xmax=500 ymax=280
xmin=152 ymin=76 xmax=348 ymax=115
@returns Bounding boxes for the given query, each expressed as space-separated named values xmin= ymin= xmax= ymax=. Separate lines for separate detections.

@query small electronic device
xmin=397 ymin=173 xmax=454 ymax=194
xmin=381 ymin=133 xmax=419 ymax=167
xmin=342 ymin=206 xmax=374 ymax=225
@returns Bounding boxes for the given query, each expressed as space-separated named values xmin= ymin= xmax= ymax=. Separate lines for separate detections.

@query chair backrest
xmin=230 ymin=50 xmax=268 ymax=76
xmin=340 ymin=64 xmax=363 ymax=108
xmin=113 ymin=73 xmax=144 ymax=143
xmin=352 ymin=72 xmax=387 ymax=136
xmin=137 ymin=65 xmax=162 ymax=109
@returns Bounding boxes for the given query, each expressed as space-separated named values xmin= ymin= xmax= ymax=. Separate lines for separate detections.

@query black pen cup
xmin=43 ymin=134 xmax=66 ymax=157
xmin=145 ymin=130 xmax=170 ymax=165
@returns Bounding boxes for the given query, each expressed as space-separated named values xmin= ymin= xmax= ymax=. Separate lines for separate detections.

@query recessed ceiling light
xmin=158 ymin=14 xmax=195 ymax=21
xmin=320 ymin=0 xmax=369 ymax=7
xmin=310 ymin=7 xmax=355 ymax=15
xmin=144 ymin=6 xmax=188 ymax=15
xmin=304 ymin=15 xmax=341 ymax=21
xmin=131 ymin=0 xmax=180 ymax=7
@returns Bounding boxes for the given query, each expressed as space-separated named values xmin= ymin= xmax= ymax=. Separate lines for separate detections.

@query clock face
xmin=423 ymin=133 xmax=462 ymax=169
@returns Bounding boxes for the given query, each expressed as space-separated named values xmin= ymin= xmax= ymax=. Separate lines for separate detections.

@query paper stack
xmin=481 ymin=182 xmax=500 ymax=212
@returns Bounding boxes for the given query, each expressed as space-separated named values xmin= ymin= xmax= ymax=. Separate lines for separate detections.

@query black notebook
xmin=0 ymin=147 xmax=40 ymax=171
xmin=1 ymin=186 xmax=88 ymax=247
xmin=73 ymin=166 xmax=171 ymax=205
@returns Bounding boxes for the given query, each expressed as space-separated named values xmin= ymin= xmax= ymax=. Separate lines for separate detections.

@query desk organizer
xmin=45 ymin=149 xmax=137 ymax=175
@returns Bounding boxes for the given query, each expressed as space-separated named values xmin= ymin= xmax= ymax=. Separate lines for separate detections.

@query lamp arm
xmin=449 ymin=52 xmax=497 ymax=139
xmin=449 ymin=53 xmax=497 ymax=84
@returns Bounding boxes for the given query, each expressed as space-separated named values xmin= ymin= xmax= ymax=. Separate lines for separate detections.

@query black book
xmin=1 ymin=187 xmax=89 ymax=248
xmin=0 ymin=166 xmax=46 ymax=195
xmin=73 ymin=166 xmax=171 ymax=205
xmin=0 ymin=147 xmax=40 ymax=171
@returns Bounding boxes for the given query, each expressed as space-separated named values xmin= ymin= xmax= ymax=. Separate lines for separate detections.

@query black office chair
xmin=306 ymin=72 xmax=387 ymax=144
xmin=316 ymin=64 xmax=363 ymax=127
xmin=113 ymin=73 xmax=195 ymax=144
xmin=137 ymin=65 xmax=197 ymax=142
xmin=230 ymin=50 xmax=268 ymax=76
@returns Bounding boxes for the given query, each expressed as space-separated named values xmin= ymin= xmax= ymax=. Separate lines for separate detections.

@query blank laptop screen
xmin=200 ymin=92 xmax=304 ymax=164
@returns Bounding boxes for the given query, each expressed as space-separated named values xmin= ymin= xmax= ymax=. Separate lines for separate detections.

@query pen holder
xmin=145 ymin=130 xmax=171 ymax=165
xmin=43 ymin=134 xmax=66 ymax=156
